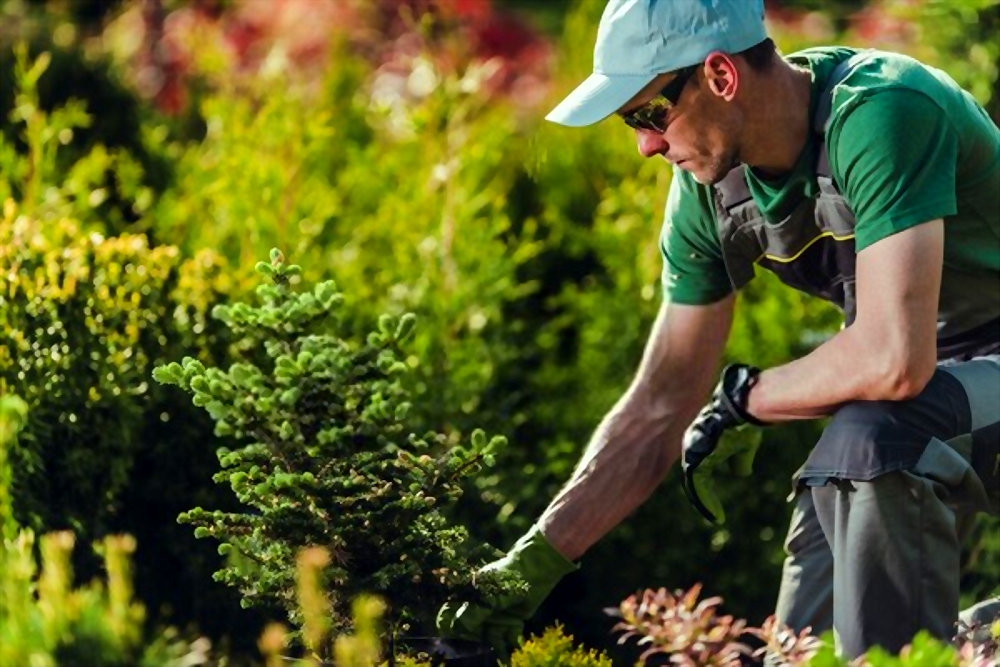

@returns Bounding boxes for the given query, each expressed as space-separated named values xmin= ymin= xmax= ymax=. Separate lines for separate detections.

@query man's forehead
xmin=617 ymin=70 xmax=686 ymax=115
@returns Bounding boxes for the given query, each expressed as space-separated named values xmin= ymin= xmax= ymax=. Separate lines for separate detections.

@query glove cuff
xmin=509 ymin=524 xmax=580 ymax=584
xmin=487 ymin=524 xmax=578 ymax=620
xmin=720 ymin=364 xmax=768 ymax=427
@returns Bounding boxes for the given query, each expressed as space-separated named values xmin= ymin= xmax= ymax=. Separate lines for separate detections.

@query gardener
xmin=438 ymin=0 xmax=1000 ymax=660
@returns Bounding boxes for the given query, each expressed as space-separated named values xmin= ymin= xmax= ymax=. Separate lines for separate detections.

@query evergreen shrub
xmin=153 ymin=249 xmax=524 ymax=658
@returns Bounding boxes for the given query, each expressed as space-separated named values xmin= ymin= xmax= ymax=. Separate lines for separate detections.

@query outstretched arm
xmin=539 ymin=294 xmax=735 ymax=561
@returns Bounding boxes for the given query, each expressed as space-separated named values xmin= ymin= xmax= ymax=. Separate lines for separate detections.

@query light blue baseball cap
xmin=546 ymin=0 xmax=768 ymax=127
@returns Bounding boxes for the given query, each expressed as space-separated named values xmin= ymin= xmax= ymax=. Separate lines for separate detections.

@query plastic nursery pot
xmin=391 ymin=636 xmax=496 ymax=667
xmin=280 ymin=637 xmax=495 ymax=667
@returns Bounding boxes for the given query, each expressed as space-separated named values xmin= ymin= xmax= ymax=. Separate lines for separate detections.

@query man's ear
xmin=702 ymin=51 xmax=739 ymax=101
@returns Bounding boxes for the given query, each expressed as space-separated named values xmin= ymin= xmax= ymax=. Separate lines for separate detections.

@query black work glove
xmin=681 ymin=363 xmax=767 ymax=524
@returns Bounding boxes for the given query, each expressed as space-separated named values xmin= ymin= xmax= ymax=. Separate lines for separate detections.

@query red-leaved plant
xmin=607 ymin=583 xmax=999 ymax=667
xmin=954 ymin=615 xmax=1000 ymax=667
xmin=748 ymin=615 xmax=824 ymax=666
xmin=605 ymin=584 xmax=751 ymax=667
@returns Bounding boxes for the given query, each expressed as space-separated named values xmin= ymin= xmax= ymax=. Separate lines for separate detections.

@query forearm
xmin=747 ymin=323 xmax=930 ymax=422
xmin=532 ymin=297 xmax=733 ymax=561
xmin=537 ymin=387 xmax=690 ymax=561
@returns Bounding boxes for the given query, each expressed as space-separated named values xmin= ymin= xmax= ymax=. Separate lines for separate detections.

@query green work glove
xmin=436 ymin=524 xmax=579 ymax=663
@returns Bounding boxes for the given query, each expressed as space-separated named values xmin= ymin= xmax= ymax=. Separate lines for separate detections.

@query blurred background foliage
xmin=1 ymin=0 xmax=997 ymax=662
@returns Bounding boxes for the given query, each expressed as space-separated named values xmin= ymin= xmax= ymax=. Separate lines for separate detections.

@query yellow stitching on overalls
xmin=753 ymin=231 xmax=856 ymax=264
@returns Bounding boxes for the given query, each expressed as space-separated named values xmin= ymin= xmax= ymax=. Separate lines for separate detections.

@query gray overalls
xmin=711 ymin=53 xmax=1000 ymax=657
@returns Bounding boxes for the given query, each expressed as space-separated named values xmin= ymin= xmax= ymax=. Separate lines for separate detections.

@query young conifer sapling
xmin=153 ymin=249 xmax=524 ymax=657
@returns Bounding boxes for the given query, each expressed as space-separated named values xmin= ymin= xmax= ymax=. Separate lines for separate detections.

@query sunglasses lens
xmin=647 ymin=111 xmax=667 ymax=133
xmin=636 ymin=109 xmax=666 ymax=133
xmin=622 ymin=98 xmax=668 ymax=133
xmin=621 ymin=68 xmax=695 ymax=133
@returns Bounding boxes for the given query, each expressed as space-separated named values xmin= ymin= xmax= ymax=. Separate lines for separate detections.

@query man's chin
xmin=672 ymin=161 xmax=703 ymax=182
xmin=692 ymin=162 xmax=738 ymax=186
xmin=689 ymin=169 xmax=719 ymax=186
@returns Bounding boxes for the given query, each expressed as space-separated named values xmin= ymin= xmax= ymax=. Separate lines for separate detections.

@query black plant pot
xmin=282 ymin=637 xmax=495 ymax=667
xmin=392 ymin=636 xmax=496 ymax=667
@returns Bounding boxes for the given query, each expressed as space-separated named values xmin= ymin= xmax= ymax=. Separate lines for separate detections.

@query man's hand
xmin=436 ymin=525 xmax=578 ymax=663
xmin=681 ymin=363 xmax=766 ymax=523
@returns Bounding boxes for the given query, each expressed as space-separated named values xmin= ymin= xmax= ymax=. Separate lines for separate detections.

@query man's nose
xmin=635 ymin=129 xmax=668 ymax=158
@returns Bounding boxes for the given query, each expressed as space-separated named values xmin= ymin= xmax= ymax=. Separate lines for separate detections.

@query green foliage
xmin=154 ymin=249 xmax=524 ymax=653
xmin=870 ymin=0 xmax=999 ymax=119
xmin=0 ymin=199 xmax=229 ymax=537
xmin=0 ymin=530 xmax=212 ymax=667
xmin=803 ymin=630 xmax=975 ymax=667
xmin=3 ymin=2 xmax=998 ymax=661
xmin=0 ymin=43 xmax=161 ymax=232
xmin=0 ymin=393 xmax=211 ymax=667
xmin=0 ymin=393 xmax=29 ymax=541
xmin=146 ymin=40 xmax=541 ymax=455
xmin=861 ymin=632 xmax=961 ymax=667
xmin=510 ymin=624 xmax=613 ymax=667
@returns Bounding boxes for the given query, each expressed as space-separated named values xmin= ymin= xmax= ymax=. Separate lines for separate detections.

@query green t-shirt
xmin=660 ymin=47 xmax=1000 ymax=335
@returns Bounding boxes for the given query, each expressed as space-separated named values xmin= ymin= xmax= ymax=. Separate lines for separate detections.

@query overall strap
xmin=711 ymin=51 xmax=873 ymax=297
xmin=814 ymin=50 xmax=874 ymax=137
xmin=714 ymin=50 xmax=874 ymax=217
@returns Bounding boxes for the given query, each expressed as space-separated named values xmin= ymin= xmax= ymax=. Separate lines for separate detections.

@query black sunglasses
xmin=620 ymin=66 xmax=698 ymax=133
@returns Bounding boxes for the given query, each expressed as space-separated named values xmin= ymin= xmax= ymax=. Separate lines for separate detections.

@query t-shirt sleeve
xmin=832 ymin=89 xmax=958 ymax=252
xmin=659 ymin=172 xmax=733 ymax=305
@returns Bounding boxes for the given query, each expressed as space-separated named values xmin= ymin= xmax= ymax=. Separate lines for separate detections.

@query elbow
xmin=872 ymin=354 xmax=936 ymax=401
xmin=853 ymin=318 xmax=937 ymax=402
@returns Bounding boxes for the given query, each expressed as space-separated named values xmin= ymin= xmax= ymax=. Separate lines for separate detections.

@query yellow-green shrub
xmin=0 ymin=201 xmax=230 ymax=536
xmin=0 ymin=531 xmax=212 ymax=667
xmin=0 ymin=393 xmax=29 ymax=541
xmin=0 ymin=43 xmax=161 ymax=236
xmin=511 ymin=625 xmax=613 ymax=667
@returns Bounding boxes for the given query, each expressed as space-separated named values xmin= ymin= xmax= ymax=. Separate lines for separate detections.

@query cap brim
xmin=545 ymin=72 xmax=654 ymax=127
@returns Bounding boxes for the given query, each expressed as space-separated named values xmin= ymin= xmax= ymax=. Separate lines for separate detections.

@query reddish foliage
xmin=607 ymin=584 xmax=752 ymax=667
xmin=124 ymin=0 xmax=549 ymax=115
xmin=761 ymin=1 xmax=836 ymax=43
xmin=849 ymin=4 xmax=916 ymax=45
